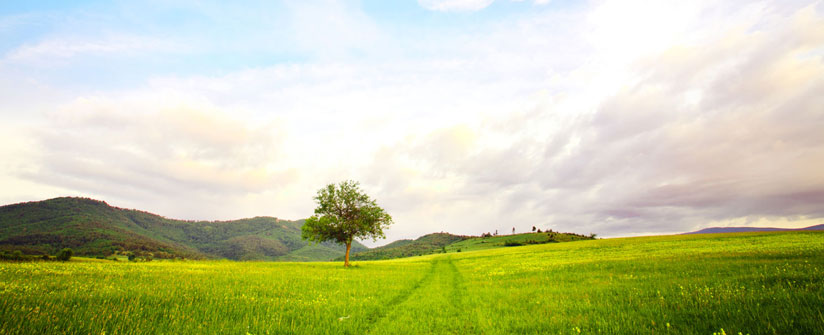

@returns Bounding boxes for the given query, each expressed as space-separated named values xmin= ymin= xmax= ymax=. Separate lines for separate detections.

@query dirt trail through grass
xmin=365 ymin=256 xmax=479 ymax=334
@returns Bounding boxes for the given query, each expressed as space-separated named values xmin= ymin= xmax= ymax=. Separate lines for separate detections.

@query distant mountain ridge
xmin=0 ymin=197 xmax=366 ymax=261
xmin=684 ymin=224 xmax=824 ymax=235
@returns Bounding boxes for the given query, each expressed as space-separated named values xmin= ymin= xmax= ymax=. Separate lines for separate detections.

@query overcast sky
xmin=1 ymin=0 xmax=822 ymax=246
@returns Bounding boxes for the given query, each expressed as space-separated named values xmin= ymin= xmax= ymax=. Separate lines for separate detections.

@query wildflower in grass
xmin=712 ymin=328 xmax=727 ymax=335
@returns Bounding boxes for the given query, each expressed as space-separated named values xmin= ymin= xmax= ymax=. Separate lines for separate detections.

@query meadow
xmin=1 ymin=231 xmax=822 ymax=334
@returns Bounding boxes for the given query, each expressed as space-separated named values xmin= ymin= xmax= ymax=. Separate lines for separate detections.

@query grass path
xmin=365 ymin=257 xmax=480 ymax=334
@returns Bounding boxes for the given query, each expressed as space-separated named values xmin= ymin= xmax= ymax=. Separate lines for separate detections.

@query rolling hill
xmin=345 ymin=232 xmax=469 ymax=261
xmin=444 ymin=229 xmax=594 ymax=252
xmin=684 ymin=224 xmax=824 ymax=234
xmin=0 ymin=197 xmax=366 ymax=261
xmin=346 ymin=230 xmax=595 ymax=261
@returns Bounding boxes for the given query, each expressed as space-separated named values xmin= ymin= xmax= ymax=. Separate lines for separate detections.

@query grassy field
xmin=1 ymin=231 xmax=822 ymax=334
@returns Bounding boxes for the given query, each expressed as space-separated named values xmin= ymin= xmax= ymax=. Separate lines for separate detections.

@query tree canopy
xmin=301 ymin=180 xmax=393 ymax=267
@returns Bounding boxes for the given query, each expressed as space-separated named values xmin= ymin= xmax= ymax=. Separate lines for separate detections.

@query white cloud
xmin=417 ymin=0 xmax=551 ymax=12
xmin=3 ymin=34 xmax=178 ymax=64
xmin=2 ymin=0 xmax=823 ymax=246
xmin=418 ymin=0 xmax=496 ymax=12
xmin=19 ymin=94 xmax=299 ymax=219
xmin=284 ymin=1 xmax=386 ymax=59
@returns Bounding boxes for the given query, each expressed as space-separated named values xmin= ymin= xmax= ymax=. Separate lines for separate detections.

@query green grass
xmin=445 ymin=231 xmax=592 ymax=252
xmin=1 ymin=231 xmax=822 ymax=334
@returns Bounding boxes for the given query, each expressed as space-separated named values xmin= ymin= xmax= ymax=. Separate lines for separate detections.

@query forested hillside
xmin=0 ymin=197 xmax=366 ymax=261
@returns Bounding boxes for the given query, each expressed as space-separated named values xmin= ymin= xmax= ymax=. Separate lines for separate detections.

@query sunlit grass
xmin=1 ymin=231 xmax=822 ymax=334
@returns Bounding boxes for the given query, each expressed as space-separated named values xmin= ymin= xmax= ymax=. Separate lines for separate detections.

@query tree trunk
xmin=344 ymin=242 xmax=352 ymax=267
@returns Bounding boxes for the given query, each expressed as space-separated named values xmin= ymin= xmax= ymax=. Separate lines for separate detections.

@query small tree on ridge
xmin=302 ymin=180 xmax=393 ymax=267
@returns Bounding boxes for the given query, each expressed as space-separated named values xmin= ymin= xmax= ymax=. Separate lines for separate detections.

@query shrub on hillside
xmin=56 ymin=248 xmax=73 ymax=261
xmin=0 ymin=250 xmax=28 ymax=261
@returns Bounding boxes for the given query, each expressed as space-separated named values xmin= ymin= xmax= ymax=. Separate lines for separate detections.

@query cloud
xmin=20 ymin=94 xmax=298 ymax=219
xmin=418 ymin=0 xmax=497 ymax=12
xmin=4 ymin=34 xmax=177 ymax=64
xmin=285 ymin=1 xmax=384 ymax=59
xmin=2 ymin=0 xmax=822 ymax=245
xmin=352 ymin=2 xmax=824 ymax=239
xmin=417 ymin=0 xmax=552 ymax=12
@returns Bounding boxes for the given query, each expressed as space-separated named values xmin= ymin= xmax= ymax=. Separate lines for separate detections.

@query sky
xmin=1 ymin=0 xmax=822 ymax=247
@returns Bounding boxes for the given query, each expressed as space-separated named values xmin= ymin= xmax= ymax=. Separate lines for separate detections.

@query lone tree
xmin=302 ymin=180 xmax=393 ymax=267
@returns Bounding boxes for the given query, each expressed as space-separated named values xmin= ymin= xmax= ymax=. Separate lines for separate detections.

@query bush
xmin=504 ymin=241 xmax=524 ymax=247
xmin=12 ymin=250 xmax=24 ymax=260
xmin=56 ymin=248 xmax=73 ymax=261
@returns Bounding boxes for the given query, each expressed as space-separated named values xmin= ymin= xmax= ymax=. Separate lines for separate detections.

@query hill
xmin=684 ymin=224 xmax=824 ymax=234
xmin=346 ymin=230 xmax=595 ymax=261
xmin=445 ymin=230 xmax=594 ymax=252
xmin=346 ymin=232 xmax=468 ymax=260
xmin=0 ymin=197 xmax=366 ymax=261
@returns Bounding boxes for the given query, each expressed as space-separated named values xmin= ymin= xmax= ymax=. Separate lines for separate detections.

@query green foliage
xmin=0 ymin=197 xmax=365 ymax=261
xmin=504 ymin=238 xmax=558 ymax=247
xmin=346 ymin=233 xmax=468 ymax=261
xmin=0 ymin=231 xmax=821 ymax=334
xmin=302 ymin=181 xmax=392 ymax=266
xmin=446 ymin=231 xmax=592 ymax=253
xmin=302 ymin=181 xmax=393 ymax=244
xmin=347 ymin=231 xmax=594 ymax=261
xmin=56 ymin=248 xmax=73 ymax=261
xmin=351 ymin=231 xmax=591 ymax=261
